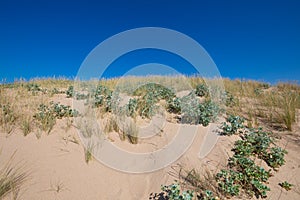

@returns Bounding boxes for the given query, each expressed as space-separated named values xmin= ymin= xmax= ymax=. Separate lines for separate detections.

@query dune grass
xmin=0 ymin=152 xmax=29 ymax=199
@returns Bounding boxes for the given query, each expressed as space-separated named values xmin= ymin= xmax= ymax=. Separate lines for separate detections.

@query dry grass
xmin=104 ymin=115 xmax=119 ymax=134
xmin=124 ymin=120 xmax=139 ymax=144
xmin=0 ymin=152 xmax=29 ymax=199
xmin=176 ymin=165 xmax=225 ymax=199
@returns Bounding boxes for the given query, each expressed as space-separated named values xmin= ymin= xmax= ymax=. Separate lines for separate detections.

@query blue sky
xmin=0 ymin=0 xmax=299 ymax=83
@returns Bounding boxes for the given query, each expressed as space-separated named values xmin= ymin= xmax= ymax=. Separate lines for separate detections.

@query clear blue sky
xmin=0 ymin=0 xmax=299 ymax=83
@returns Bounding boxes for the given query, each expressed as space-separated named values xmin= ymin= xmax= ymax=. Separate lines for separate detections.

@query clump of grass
xmin=280 ymin=91 xmax=299 ymax=131
xmin=262 ymin=89 xmax=299 ymax=131
xmin=84 ymin=142 xmax=94 ymax=164
xmin=0 ymin=103 xmax=17 ymax=134
xmin=104 ymin=115 xmax=119 ymax=134
xmin=21 ymin=116 xmax=32 ymax=136
xmin=180 ymin=168 xmax=223 ymax=199
xmin=0 ymin=153 xmax=29 ymax=199
xmin=124 ymin=120 xmax=139 ymax=144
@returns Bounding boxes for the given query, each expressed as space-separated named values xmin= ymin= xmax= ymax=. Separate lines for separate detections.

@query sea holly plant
xmin=218 ymin=119 xmax=288 ymax=198
xmin=279 ymin=181 xmax=293 ymax=191
xmin=232 ymin=128 xmax=273 ymax=157
xmin=216 ymin=169 xmax=241 ymax=196
xmin=92 ymin=85 xmax=113 ymax=111
xmin=198 ymin=100 xmax=220 ymax=126
xmin=167 ymin=97 xmax=181 ymax=114
xmin=201 ymin=190 xmax=218 ymax=200
xmin=195 ymin=83 xmax=209 ymax=97
xmin=66 ymin=85 xmax=74 ymax=98
xmin=161 ymin=182 xmax=194 ymax=200
xmin=264 ymin=147 xmax=287 ymax=169
xmin=26 ymin=83 xmax=42 ymax=94
xmin=125 ymin=98 xmax=138 ymax=118
xmin=180 ymin=93 xmax=220 ymax=126
xmin=218 ymin=155 xmax=271 ymax=198
xmin=221 ymin=115 xmax=245 ymax=135
xmin=34 ymin=102 xmax=78 ymax=134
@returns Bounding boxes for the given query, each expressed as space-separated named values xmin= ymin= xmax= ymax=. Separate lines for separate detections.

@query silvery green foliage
xmin=161 ymin=182 xmax=194 ymax=200
xmin=181 ymin=93 xmax=219 ymax=126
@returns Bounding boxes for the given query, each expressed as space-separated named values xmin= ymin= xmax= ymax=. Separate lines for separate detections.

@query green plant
xmin=200 ymin=190 xmax=218 ymax=200
xmin=21 ymin=117 xmax=32 ymax=136
xmin=126 ymin=98 xmax=138 ymax=118
xmin=167 ymin=97 xmax=181 ymax=113
xmin=93 ymin=85 xmax=113 ymax=111
xmin=133 ymin=83 xmax=175 ymax=101
xmin=216 ymin=169 xmax=241 ymax=196
xmin=264 ymin=147 xmax=287 ymax=169
xmin=279 ymin=181 xmax=293 ymax=191
xmin=34 ymin=103 xmax=56 ymax=134
xmin=197 ymin=100 xmax=220 ymax=126
xmin=34 ymin=102 xmax=78 ymax=134
xmin=218 ymin=155 xmax=271 ymax=198
xmin=181 ymin=93 xmax=219 ymax=126
xmin=221 ymin=115 xmax=245 ymax=135
xmin=254 ymin=88 xmax=263 ymax=96
xmin=133 ymin=83 xmax=175 ymax=119
xmin=232 ymin=128 xmax=273 ymax=157
xmin=52 ymin=102 xmax=79 ymax=118
xmin=66 ymin=85 xmax=74 ymax=98
xmin=138 ymin=92 xmax=158 ymax=119
xmin=217 ymin=122 xmax=289 ymax=198
xmin=161 ymin=182 xmax=194 ymax=200
xmin=195 ymin=83 xmax=209 ymax=97
xmin=26 ymin=83 xmax=41 ymax=94
xmin=179 ymin=168 xmax=222 ymax=200
xmin=84 ymin=142 xmax=94 ymax=164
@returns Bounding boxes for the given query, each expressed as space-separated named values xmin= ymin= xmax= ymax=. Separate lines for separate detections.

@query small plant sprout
xmin=279 ymin=181 xmax=293 ymax=191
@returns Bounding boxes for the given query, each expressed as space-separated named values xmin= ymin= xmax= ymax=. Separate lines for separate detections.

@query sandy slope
xmin=0 ymin=97 xmax=300 ymax=199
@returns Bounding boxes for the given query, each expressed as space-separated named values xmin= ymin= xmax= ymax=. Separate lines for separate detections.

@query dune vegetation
xmin=0 ymin=76 xmax=299 ymax=199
